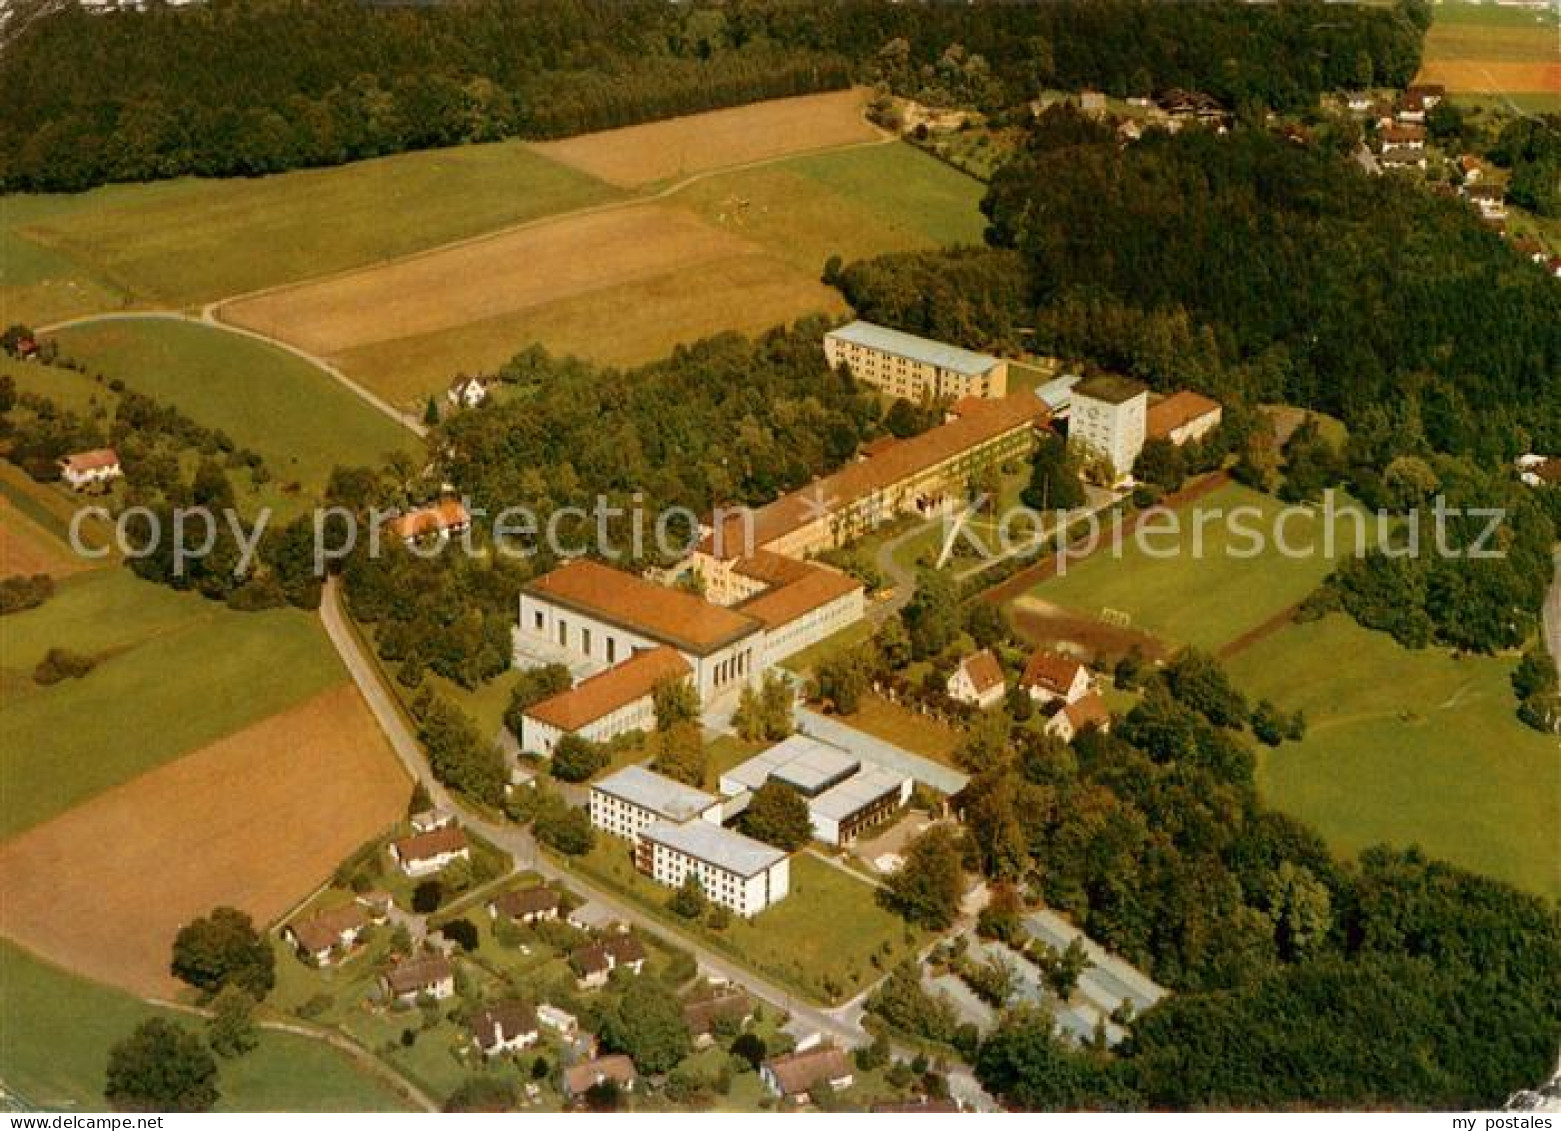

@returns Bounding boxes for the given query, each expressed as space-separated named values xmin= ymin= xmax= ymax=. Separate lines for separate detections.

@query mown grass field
xmin=1228 ymin=615 xmax=1559 ymax=901
xmin=51 ymin=318 xmax=417 ymax=508
xmin=4 ymin=142 xmax=620 ymax=321
xmin=1014 ymin=481 xmax=1363 ymax=653
xmin=571 ymin=843 xmax=922 ymax=1004
xmin=0 ymin=570 xmax=344 ymax=838
xmin=1418 ymin=1 xmax=1561 ymax=111
xmin=234 ymin=139 xmax=986 ymax=407
xmin=0 ymin=941 xmax=413 ymax=1112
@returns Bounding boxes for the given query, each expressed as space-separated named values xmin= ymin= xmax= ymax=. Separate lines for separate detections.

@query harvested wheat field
xmin=529 ymin=88 xmax=880 ymax=188
xmin=0 ymin=684 xmax=409 ymax=995
xmin=1417 ymin=60 xmax=1560 ymax=96
xmin=0 ymin=498 xmax=86 ymax=579
xmin=223 ymin=204 xmax=771 ymax=357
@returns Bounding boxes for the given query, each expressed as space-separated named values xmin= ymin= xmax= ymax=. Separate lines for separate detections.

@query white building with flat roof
xmin=589 ymin=765 xmax=721 ymax=844
xmin=638 ymin=819 xmax=790 ymax=917
xmin=1069 ymin=374 xmax=1148 ymax=482
xmin=719 ymin=735 xmax=911 ymax=847
xmin=824 ymin=320 xmax=1008 ymax=401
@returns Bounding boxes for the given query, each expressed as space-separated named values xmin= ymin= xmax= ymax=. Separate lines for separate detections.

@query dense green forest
xmin=1 ymin=0 xmax=1425 ymax=191
xmin=838 ymin=110 xmax=1561 ymax=456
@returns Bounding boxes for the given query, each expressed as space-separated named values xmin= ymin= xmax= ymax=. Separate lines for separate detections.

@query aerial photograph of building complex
xmin=0 ymin=0 xmax=1557 ymax=1119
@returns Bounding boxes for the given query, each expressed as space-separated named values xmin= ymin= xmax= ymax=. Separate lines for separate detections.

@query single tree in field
xmin=738 ymin=781 xmax=813 ymax=851
xmin=105 ymin=1018 xmax=219 ymax=1112
xmin=207 ymin=986 xmax=259 ymax=1058
xmin=171 ymin=906 xmax=275 ymax=1000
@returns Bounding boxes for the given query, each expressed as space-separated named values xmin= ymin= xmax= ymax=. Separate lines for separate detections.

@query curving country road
xmin=1546 ymin=548 xmax=1561 ymax=684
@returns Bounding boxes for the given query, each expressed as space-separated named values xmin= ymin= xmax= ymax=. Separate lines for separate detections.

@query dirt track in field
xmin=222 ymin=205 xmax=770 ymax=356
xmin=0 ymin=684 xmax=410 ymax=995
xmin=529 ymin=88 xmax=878 ymax=188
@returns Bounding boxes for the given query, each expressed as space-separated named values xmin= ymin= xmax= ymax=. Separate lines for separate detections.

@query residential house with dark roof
xmin=469 ymin=1001 xmax=539 ymax=1057
xmin=563 ymin=1054 xmax=637 ymax=1099
xmin=390 ymin=825 xmax=470 ymax=877
xmin=284 ymin=903 xmax=370 ymax=966
xmin=489 ymin=885 xmax=561 ymax=925
xmin=382 ymin=954 xmax=455 ymax=1002
xmin=760 ymin=1045 xmax=855 ymax=1103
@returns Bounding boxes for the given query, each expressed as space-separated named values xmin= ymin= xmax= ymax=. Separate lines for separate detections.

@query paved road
xmin=1545 ymin=548 xmax=1561 ymax=684
xmin=39 ymin=309 xmax=428 ymax=439
xmin=318 ymin=579 xmax=869 ymax=1051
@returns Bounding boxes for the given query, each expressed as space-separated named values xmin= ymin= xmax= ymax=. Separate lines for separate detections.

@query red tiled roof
xmin=702 ymin=395 xmax=1046 ymax=559
xmin=526 ymin=560 xmax=759 ymax=654
xmin=61 ymin=448 xmax=119 ymax=473
xmin=736 ymin=563 xmax=861 ymax=630
xmin=288 ymin=903 xmax=368 ymax=954
xmin=393 ymin=825 xmax=468 ymax=864
xmin=764 ymin=1045 xmax=853 ymax=1097
xmin=526 ymin=646 xmax=690 ymax=732
xmin=1064 ymin=692 xmax=1112 ymax=732
xmin=1021 ymin=650 xmax=1085 ymax=695
xmin=387 ymin=499 xmax=470 ymax=541
xmin=564 ymin=1055 xmax=636 ymax=1095
xmin=1146 ymin=390 xmax=1221 ymax=440
xmin=958 ymin=649 xmax=1005 ymax=695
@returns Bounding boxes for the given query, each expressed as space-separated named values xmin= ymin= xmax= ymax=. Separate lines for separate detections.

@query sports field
xmin=1228 ymin=614 xmax=1559 ymax=900
xmin=4 ymin=141 xmax=619 ymax=319
xmin=51 ymin=318 xmax=417 ymax=507
xmin=529 ymin=88 xmax=880 ymax=188
xmin=0 ymin=570 xmax=346 ymax=838
xmin=0 ymin=941 xmax=413 ymax=1111
xmin=0 ymin=684 xmax=408 ymax=995
xmin=1417 ymin=2 xmax=1561 ymax=111
xmin=1010 ymin=482 xmax=1363 ymax=654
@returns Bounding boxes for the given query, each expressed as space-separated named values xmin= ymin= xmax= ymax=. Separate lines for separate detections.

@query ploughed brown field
xmin=0 ymin=499 xmax=88 ymax=579
xmin=528 ymin=87 xmax=881 ymax=188
xmin=0 ymin=684 xmax=409 ymax=995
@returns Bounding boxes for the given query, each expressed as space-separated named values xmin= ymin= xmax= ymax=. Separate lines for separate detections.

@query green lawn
xmin=5 ymin=142 xmax=619 ymax=317
xmin=51 ymin=318 xmax=417 ymax=509
xmin=786 ymin=141 xmax=989 ymax=247
xmin=567 ymin=843 xmax=923 ymax=1005
xmin=1020 ymin=481 xmax=1362 ymax=651
xmin=1228 ymin=614 xmax=1560 ymax=901
xmin=0 ymin=941 xmax=413 ymax=1111
xmin=0 ymin=570 xmax=344 ymax=838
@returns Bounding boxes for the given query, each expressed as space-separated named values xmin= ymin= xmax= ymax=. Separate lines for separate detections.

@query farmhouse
xmin=1380 ymin=146 xmax=1427 ymax=172
xmin=1464 ymin=184 xmax=1507 ymax=221
xmin=284 ymin=903 xmax=370 ymax=966
xmin=823 ymin=320 xmax=1009 ymax=401
xmin=1021 ymin=650 xmax=1094 ymax=706
xmin=563 ymin=1055 xmax=637 ymax=1099
xmin=469 ymin=1001 xmax=539 ymax=1057
xmin=446 ymin=374 xmax=491 ymax=409
xmin=1146 ymin=390 xmax=1223 ymax=447
xmin=638 ymin=819 xmax=791 ymax=917
xmin=761 ymin=1044 xmax=855 ymax=1103
xmin=520 ymin=645 xmax=692 ymax=757
xmin=386 ymin=499 xmax=470 ymax=544
xmin=717 ymin=734 xmax=911 ymax=847
xmin=696 ymin=393 xmax=1045 ymax=565
xmin=489 ymin=885 xmax=560 ymax=925
xmin=947 ymin=649 xmax=1006 ymax=709
xmin=519 ymin=560 xmax=762 ymax=704
xmin=58 ymin=448 xmax=122 ymax=491
xmin=1045 ymin=692 xmax=1113 ymax=743
xmin=589 ymin=764 xmax=721 ymax=844
xmin=1069 ymin=374 xmax=1148 ymax=482
xmin=389 ymin=825 xmax=469 ymax=877
xmin=382 ymin=954 xmax=455 ymax=1002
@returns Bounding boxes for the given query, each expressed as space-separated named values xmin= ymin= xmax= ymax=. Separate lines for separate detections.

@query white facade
xmin=642 ymin=822 xmax=791 ymax=917
xmin=755 ymin=586 xmax=865 ymax=668
xmin=1070 ymin=378 xmax=1148 ymax=481
xmin=589 ymin=766 xmax=722 ymax=844
xmin=516 ymin=590 xmax=760 ymax=704
xmin=392 ymin=844 xmax=469 ymax=878
xmin=521 ymin=688 xmax=658 ymax=758
xmin=824 ymin=320 xmax=1009 ymax=401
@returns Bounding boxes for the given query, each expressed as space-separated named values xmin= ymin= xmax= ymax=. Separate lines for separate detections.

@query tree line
xmin=2 ymin=0 xmax=1425 ymax=192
